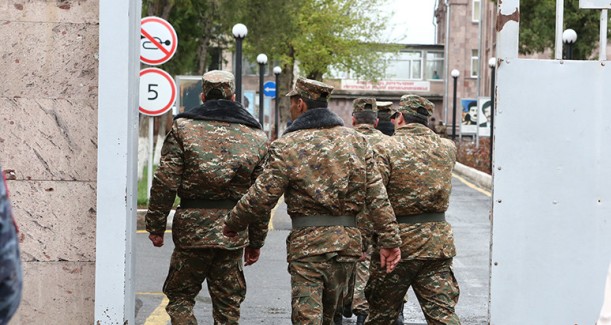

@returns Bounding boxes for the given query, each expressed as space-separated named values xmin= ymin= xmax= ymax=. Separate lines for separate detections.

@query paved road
xmin=135 ymin=174 xmax=492 ymax=324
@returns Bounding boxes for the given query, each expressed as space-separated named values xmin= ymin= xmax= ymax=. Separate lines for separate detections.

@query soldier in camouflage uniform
xmin=335 ymin=97 xmax=388 ymax=325
xmin=365 ymin=95 xmax=461 ymax=325
xmin=0 ymin=165 xmax=22 ymax=324
xmin=375 ymin=101 xmax=395 ymax=136
xmin=223 ymin=77 xmax=402 ymax=325
xmin=145 ymin=70 xmax=269 ymax=325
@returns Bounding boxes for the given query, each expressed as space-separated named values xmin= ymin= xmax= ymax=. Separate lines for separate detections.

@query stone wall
xmin=0 ymin=1 xmax=98 ymax=323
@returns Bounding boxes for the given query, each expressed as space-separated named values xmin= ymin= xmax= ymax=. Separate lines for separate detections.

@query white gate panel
xmin=491 ymin=59 xmax=611 ymax=324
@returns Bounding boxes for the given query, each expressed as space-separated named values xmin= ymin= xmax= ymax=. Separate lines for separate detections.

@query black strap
xmin=396 ymin=212 xmax=446 ymax=224
xmin=291 ymin=215 xmax=356 ymax=229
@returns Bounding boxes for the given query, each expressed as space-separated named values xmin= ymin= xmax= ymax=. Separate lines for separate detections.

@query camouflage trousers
xmin=162 ymin=247 xmax=246 ymax=325
xmin=288 ymin=254 xmax=356 ymax=325
xmin=339 ymin=253 xmax=371 ymax=316
xmin=365 ymin=257 xmax=460 ymax=325
xmin=351 ymin=255 xmax=371 ymax=315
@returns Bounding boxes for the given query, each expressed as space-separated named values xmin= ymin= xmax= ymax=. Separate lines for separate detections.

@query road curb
xmin=453 ymin=162 xmax=492 ymax=192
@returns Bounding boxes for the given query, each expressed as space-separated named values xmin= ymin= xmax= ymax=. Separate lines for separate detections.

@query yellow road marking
xmin=268 ymin=195 xmax=285 ymax=230
xmin=142 ymin=293 xmax=170 ymax=325
xmin=452 ymin=173 xmax=492 ymax=197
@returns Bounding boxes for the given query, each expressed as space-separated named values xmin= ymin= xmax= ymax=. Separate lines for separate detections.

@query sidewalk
xmin=136 ymin=162 xmax=492 ymax=230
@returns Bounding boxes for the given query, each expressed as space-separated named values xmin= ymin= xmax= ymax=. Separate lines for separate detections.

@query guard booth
xmin=491 ymin=0 xmax=611 ymax=323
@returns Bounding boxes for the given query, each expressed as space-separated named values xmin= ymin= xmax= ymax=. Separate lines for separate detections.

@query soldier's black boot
xmin=356 ymin=313 xmax=367 ymax=325
xmin=395 ymin=302 xmax=405 ymax=324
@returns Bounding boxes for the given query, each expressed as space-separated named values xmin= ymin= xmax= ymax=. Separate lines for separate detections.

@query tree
xmin=230 ymin=0 xmax=397 ymax=129
xmin=496 ymin=0 xmax=604 ymax=59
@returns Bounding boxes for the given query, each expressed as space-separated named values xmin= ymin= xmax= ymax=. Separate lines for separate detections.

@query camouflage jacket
xmin=225 ymin=108 xmax=401 ymax=262
xmin=353 ymin=124 xmax=389 ymax=248
xmin=374 ymin=123 xmax=457 ymax=259
xmin=353 ymin=124 xmax=387 ymax=146
xmin=145 ymin=100 xmax=269 ymax=249
xmin=0 ymin=165 xmax=22 ymax=323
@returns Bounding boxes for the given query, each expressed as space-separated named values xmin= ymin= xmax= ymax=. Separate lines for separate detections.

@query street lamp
xmin=257 ymin=53 xmax=268 ymax=126
xmin=488 ymin=57 xmax=496 ymax=171
xmin=562 ymin=28 xmax=577 ymax=60
xmin=232 ymin=23 xmax=248 ymax=104
xmin=273 ymin=66 xmax=282 ymax=139
xmin=451 ymin=69 xmax=460 ymax=141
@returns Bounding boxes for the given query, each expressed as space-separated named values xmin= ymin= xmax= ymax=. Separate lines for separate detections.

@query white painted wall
xmin=95 ymin=0 xmax=141 ymax=324
xmin=491 ymin=0 xmax=611 ymax=323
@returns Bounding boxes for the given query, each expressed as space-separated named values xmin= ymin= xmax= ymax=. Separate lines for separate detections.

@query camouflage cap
xmin=398 ymin=94 xmax=434 ymax=119
xmin=202 ymin=70 xmax=235 ymax=98
xmin=286 ymin=77 xmax=334 ymax=102
xmin=352 ymin=97 xmax=377 ymax=113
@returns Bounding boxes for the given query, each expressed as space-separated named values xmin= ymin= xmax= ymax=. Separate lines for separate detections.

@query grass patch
xmin=138 ymin=165 xmax=179 ymax=209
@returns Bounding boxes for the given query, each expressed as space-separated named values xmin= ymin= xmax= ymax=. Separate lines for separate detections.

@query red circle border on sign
xmin=139 ymin=68 xmax=176 ymax=116
xmin=140 ymin=16 xmax=178 ymax=66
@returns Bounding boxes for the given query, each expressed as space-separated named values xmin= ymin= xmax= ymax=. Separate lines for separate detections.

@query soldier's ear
xmin=298 ymin=98 xmax=307 ymax=112
xmin=200 ymin=93 xmax=206 ymax=102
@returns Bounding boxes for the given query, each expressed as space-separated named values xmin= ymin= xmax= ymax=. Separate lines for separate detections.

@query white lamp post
xmin=450 ymin=69 xmax=460 ymax=141
xmin=256 ymin=54 xmax=268 ymax=126
xmin=232 ymin=23 xmax=248 ymax=104
xmin=562 ymin=28 xmax=577 ymax=59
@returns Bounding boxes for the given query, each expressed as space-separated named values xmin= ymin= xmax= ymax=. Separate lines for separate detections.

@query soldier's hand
xmin=244 ymin=247 xmax=261 ymax=266
xmin=149 ymin=234 xmax=164 ymax=247
xmin=379 ymin=247 xmax=401 ymax=273
xmin=358 ymin=251 xmax=368 ymax=262
xmin=223 ymin=224 xmax=238 ymax=237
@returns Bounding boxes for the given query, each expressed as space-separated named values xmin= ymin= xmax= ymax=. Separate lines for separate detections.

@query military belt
xmin=291 ymin=215 xmax=357 ymax=229
xmin=180 ymin=198 xmax=238 ymax=210
xmin=396 ymin=212 xmax=446 ymax=224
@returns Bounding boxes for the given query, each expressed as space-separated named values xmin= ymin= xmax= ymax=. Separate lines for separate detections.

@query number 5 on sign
xmin=139 ymin=67 xmax=176 ymax=116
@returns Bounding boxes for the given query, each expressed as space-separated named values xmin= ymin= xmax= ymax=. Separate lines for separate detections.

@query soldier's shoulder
xmin=440 ymin=138 xmax=456 ymax=150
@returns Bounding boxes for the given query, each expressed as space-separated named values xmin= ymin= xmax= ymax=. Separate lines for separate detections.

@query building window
xmin=472 ymin=0 xmax=481 ymax=22
xmin=471 ymin=49 xmax=479 ymax=78
xmin=386 ymin=51 xmax=423 ymax=80
xmin=425 ymin=51 xmax=444 ymax=80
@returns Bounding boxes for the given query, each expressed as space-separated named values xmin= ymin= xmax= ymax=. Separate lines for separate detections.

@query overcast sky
xmin=382 ymin=0 xmax=437 ymax=44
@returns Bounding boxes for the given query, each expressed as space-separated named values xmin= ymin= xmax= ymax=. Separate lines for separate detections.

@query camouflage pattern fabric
xmin=289 ymin=254 xmax=356 ymax=324
xmin=374 ymin=124 xmax=457 ymax=259
xmin=145 ymin=98 xmax=268 ymax=325
xmin=365 ymin=256 xmax=460 ymax=325
xmin=285 ymin=77 xmax=334 ymax=102
xmin=224 ymin=107 xmax=400 ymax=323
xmin=398 ymin=94 xmax=434 ymax=119
xmin=0 ymin=165 xmax=21 ymax=324
xmin=351 ymin=250 xmax=372 ymax=316
xmin=352 ymin=97 xmax=377 ymax=112
xmin=163 ymin=248 xmax=246 ymax=325
xmin=225 ymin=121 xmax=401 ymax=261
xmin=340 ymin=125 xmax=386 ymax=318
xmin=202 ymin=70 xmax=235 ymax=98
xmin=368 ymin=122 xmax=460 ymax=324
xmin=145 ymin=107 xmax=269 ymax=249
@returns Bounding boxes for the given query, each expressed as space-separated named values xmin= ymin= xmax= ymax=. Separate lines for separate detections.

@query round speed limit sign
xmin=139 ymin=68 xmax=176 ymax=116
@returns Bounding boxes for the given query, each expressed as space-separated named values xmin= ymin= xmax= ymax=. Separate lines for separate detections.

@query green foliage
xmin=138 ymin=165 xmax=179 ymax=208
xmin=498 ymin=0 xmax=605 ymax=59
xmin=142 ymin=0 xmax=236 ymax=75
